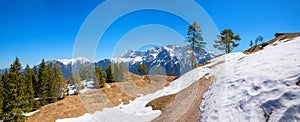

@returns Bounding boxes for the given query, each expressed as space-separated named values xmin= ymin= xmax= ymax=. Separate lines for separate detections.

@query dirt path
xmin=147 ymin=74 xmax=212 ymax=122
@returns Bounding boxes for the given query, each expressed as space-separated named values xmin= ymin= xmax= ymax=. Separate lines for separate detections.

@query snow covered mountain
xmin=97 ymin=45 xmax=216 ymax=76
xmin=48 ymin=57 xmax=93 ymax=78
xmin=56 ymin=34 xmax=300 ymax=122
xmin=56 ymin=57 xmax=92 ymax=66
xmin=1 ymin=46 xmax=215 ymax=78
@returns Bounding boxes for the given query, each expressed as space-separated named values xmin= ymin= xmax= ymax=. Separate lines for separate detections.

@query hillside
xmin=55 ymin=34 xmax=299 ymax=122
xmin=56 ymin=64 xmax=211 ymax=122
xmin=25 ymin=96 xmax=88 ymax=122
xmin=26 ymin=73 xmax=177 ymax=122
xmin=244 ymin=32 xmax=300 ymax=54
xmin=200 ymin=35 xmax=300 ymax=121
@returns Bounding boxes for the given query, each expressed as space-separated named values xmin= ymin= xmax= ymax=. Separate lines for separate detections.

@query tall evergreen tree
xmin=46 ymin=62 xmax=60 ymax=102
xmin=32 ymin=65 xmax=39 ymax=98
xmin=138 ymin=64 xmax=148 ymax=75
xmin=249 ymin=40 xmax=253 ymax=47
xmin=24 ymin=65 xmax=35 ymax=112
xmin=78 ymin=65 xmax=95 ymax=81
xmin=113 ymin=63 xmax=120 ymax=82
xmin=255 ymin=35 xmax=264 ymax=46
xmin=18 ymin=74 xmax=28 ymax=111
xmin=214 ymin=29 xmax=241 ymax=54
xmin=54 ymin=65 xmax=65 ymax=99
xmin=1 ymin=70 xmax=9 ymax=119
xmin=38 ymin=58 xmax=49 ymax=105
xmin=95 ymin=66 xmax=106 ymax=88
xmin=213 ymin=35 xmax=226 ymax=53
xmin=106 ymin=64 xmax=114 ymax=83
xmin=74 ymin=71 xmax=81 ymax=86
xmin=2 ymin=57 xmax=27 ymax=121
xmin=68 ymin=75 xmax=75 ymax=85
xmin=0 ymin=73 xmax=3 ymax=118
xmin=186 ymin=21 xmax=206 ymax=68
xmin=100 ymin=71 xmax=106 ymax=87
xmin=87 ymin=65 xmax=95 ymax=80
xmin=117 ymin=62 xmax=127 ymax=82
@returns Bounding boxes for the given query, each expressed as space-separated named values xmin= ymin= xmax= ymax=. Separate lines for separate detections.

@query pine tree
xmin=113 ymin=63 xmax=120 ymax=82
xmin=138 ymin=64 xmax=148 ymax=75
xmin=255 ymin=35 xmax=264 ymax=46
xmin=18 ymin=74 xmax=28 ymax=111
xmin=186 ymin=21 xmax=206 ymax=68
xmin=117 ymin=62 xmax=127 ymax=82
xmin=54 ymin=65 xmax=65 ymax=99
xmin=213 ymin=35 xmax=226 ymax=53
xmin=38 ymin=59 xmax=49 ymax=105
xmin=74 ymin=71 xmax=81 ymax=87
xmin=95 ymin=66 xmax=106 ymax=88
xmin=1 ymin=70 xmax=9 ymax=119
xmin=106 ymin=64 xmax=114 ymax=83
xmin=68 ymin=75 xmax=74 ymax=85
xmin=87 ymin=65 xmax=95 ymax=80
xmin=48 ymin=65 xmax=58 ymax=101
xmin=250 ymin=40 xmax=253 ymax=47
xmin=214 ymin=29 xmax=241 ymax=54
xmin=24 ymin=65 xmax=35 ymax=112
xmin=32 ymin=65 xmax=39 ymax=98
xmin=11 ymin=57 xmax=27 ymax=120
xmin=2 ymin=57 xmax=27 ymax=121
xmin=79 ymin=65 xmax=88 ymax=80
xmin=0 ymin=73 xmax=3 ymax=118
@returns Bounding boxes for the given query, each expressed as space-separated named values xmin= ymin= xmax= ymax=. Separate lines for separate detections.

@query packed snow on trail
xmin=200 ymin=37 xmax=300 ymax=122
xmin=56 ymin=64 xmax=211 ymax=122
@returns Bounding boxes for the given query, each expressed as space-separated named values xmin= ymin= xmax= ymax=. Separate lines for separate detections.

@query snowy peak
xmin=114 ymin=45 xmax=216 ymax=75
xmin=109 ymin=58 xmax=132 ymax=64
xmin=120 ymin=45 xmax=216 ymax=62
xmin=57 ymin=57 xmax=92 ymax=66
xmin=120 ymin=50 xmax=145 ymax=58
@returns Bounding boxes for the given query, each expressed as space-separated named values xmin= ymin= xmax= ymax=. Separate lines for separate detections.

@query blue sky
xmin=0 ymin=0 xmax=299 ymax=68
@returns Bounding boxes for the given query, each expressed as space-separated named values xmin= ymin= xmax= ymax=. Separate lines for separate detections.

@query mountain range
xmin=97 ymin=45 xmax=217 ymax=76
xmin=1 ymin=45 xmax=217 ymax=79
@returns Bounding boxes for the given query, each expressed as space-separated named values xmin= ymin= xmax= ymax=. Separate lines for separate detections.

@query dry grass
xmin=146 ymin=94 xmax=177 ymax=110
xmin=196 ymin=61 xmax=211 ymax=68
xmin=25 ymin=95 xmax=88 ymax=122
xmin=79 ymin=73 xmax=177 ymax=113
xmin=244 ymin=32 xmax=300 ymax=54
xmin=207 ymin=61 xmax=225 ymax=69
xmin=26 ymin=73 xmax=177 ymax=121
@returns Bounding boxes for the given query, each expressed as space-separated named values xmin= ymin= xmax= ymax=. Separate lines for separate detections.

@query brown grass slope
xmin=244 ymin=32 xmax=300 ymax=54
xmin=26 ymin=95 xmax=88 ymax=122
xmin=26 ymin=73 xmax=177 ymax=122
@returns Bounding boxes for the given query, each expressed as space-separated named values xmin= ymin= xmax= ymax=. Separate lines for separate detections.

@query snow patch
xmin=22 ymin=110 xmax=39 ymax=117
xmin=133 ymin=56 xmax=143 ymax=63
xmin=200 ymin=37 xmax=300 ymax=122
